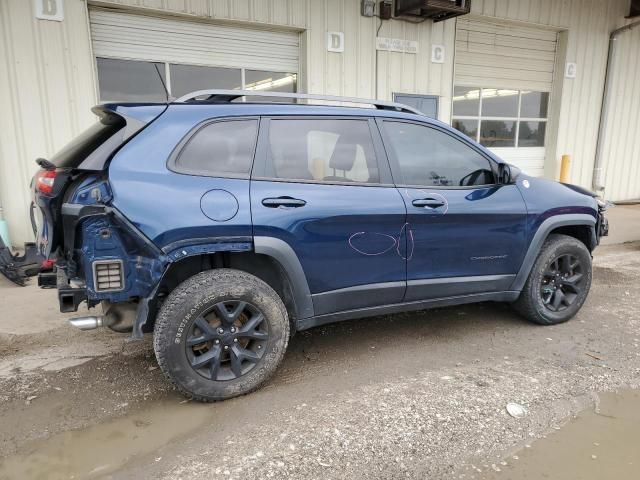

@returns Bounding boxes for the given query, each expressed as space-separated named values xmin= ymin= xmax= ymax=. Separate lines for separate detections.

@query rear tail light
xmin=35 ymin=169 xmax=58 ymax=196
xmin=93 ymin=260 xmax=124 ymax=292
xmin=41 ymin=259 xmax=56 ymax=270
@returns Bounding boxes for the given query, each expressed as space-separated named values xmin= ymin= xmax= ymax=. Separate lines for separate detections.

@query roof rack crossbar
xmin=173 ymin=89 xmax=424 ymax=115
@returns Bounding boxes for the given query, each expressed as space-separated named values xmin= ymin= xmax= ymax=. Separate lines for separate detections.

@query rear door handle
xmin=412 ymin=198 xmax=445 ymax=209
xmin=262 ymin=197 xmax=307 ymax=208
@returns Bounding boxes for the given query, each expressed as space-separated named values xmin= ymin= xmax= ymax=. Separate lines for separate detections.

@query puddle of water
xmin=479 ymin=389 xmax=640 ymax=480
xmin=0 ymin=399 xmax=216 ymax=480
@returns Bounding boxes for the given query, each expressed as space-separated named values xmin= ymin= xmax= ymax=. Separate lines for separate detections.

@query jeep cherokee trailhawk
xmin=32 ymin=90 xmax=609 ymax=401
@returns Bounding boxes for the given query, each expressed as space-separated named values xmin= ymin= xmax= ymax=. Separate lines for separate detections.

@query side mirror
xmin=497 ymin=163 xmax=511 ymax=184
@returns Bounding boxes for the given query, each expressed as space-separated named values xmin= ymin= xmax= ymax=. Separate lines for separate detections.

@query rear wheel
xmin=513 ymin=234 xmax=592 ymax=325
xmin=154 ymin=269 xmax=289 ymax=402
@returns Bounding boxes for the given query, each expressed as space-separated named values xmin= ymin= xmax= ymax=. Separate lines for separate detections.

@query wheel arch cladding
xmin=149 ymin=241 xmax=313 ymax=329
xmin=253 ymin=236 xmax=314 ymax=320
xmin=511 ymin=214 xmax=596 ymax=292
xmin=547 ymin=224 xmax=596 ymax=251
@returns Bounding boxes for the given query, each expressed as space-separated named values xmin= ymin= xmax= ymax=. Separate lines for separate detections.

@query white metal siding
xmin=92 ymin=0 xmax=307 ymax=28
xmin=0 ymin=0 xmax=96 ymax=246
xmin=598 ymin=21 xmax=640 ymax=201
xmin=470 ymin=0 xmax=629 ymax=191
xmin=90 ymin=8 xmax=300 ymax=72
xmin=305 ymin=0 xmax=455 ymax=122
xmin=455 ymin=18 xmax=557 ymax=91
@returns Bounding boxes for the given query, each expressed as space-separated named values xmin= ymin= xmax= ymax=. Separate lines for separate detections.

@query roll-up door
xmin=453 ymin=18 xmax=558 ymax=177
xmin=89 ymin=8 xmax=299 ymax=102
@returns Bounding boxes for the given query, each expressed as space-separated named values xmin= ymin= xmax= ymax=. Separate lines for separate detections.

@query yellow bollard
xmin=560 ymin=155 xmax=571 ymax=183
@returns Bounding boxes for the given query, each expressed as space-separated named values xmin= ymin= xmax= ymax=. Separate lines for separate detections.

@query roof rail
xmin=173 ymin=89 xmax=424 ymax=115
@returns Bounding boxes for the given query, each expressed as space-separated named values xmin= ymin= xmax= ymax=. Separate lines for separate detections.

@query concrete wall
xmin=0 ymin=0 xmax=635 ymax=245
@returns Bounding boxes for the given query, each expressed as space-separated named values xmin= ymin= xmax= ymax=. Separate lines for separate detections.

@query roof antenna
xmin=153 ymin=64 xmax=171 ymax=103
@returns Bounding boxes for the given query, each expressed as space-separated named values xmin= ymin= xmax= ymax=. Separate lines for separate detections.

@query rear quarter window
xmin=172 ymin=119 xmax=258 ymax=177
xmin=50 ymin=119 xmax=124 ymax=169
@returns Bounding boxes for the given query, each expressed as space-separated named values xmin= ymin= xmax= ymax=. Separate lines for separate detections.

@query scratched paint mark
xmin=348 ymin=232 xmax=397 ymax=256
xmin=397 ymin=223 xmax=415 ymax=261
xmin=348 ymin=223 xmax=415 ymax=260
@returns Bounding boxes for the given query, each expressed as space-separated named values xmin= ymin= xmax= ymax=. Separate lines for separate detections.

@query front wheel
xmin=154 ymin=269 xmax=289 ymax=402
xmin=513 ymin=234 xmax=592 ymax=325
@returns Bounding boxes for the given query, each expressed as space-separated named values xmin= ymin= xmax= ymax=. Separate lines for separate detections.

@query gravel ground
xmin=0 ymin=242 xmax=639 ymax=479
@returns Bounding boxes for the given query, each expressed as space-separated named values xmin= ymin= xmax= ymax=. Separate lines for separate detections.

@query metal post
xmin=560 ymin=154 xmax=571 ymax=183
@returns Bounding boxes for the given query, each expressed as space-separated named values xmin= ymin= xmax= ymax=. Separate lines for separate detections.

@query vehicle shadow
xmin=272 ymin=300 xmax=534 ymax=390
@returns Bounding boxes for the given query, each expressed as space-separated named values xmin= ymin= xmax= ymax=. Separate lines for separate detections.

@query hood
xmin=560 ymin=182 xmax=598 ymax=198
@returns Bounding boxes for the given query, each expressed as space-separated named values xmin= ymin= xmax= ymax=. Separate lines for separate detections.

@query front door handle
xmin=412 ymin=198 xmax=445 ymax=209
xmin=262 ymin=197 xmax=307 ymax=208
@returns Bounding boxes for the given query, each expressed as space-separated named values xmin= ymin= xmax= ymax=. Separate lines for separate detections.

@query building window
xmin=451 ymin=87 xmax=549 ymax=148
xmin=169 ymin=64 xmax=242 ymax=98
xmin=393 ymin=93 xmax=439 ymax=119
xmin=96 ymin=57 xmax=296 ymax=102
xmin=96 ymin=58 xmax=168 ymax=102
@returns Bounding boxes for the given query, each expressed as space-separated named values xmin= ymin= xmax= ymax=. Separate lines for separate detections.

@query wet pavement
xmin=477 ymin=389 xmax=640 ymax=480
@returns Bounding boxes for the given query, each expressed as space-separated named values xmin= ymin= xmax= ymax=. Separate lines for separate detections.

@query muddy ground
xmin=0 ymin=242 xmax=639 ymax=479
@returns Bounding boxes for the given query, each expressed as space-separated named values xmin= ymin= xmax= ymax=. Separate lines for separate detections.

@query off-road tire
xmin=154 ymin=269 xmax=289 ymax=402
xmin=513 ymin=234 xmax=592 ymax=325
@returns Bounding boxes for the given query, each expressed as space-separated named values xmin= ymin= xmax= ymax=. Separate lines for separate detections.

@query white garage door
xmin=453 ymin=18 xmax=558 ymax=177
xmin=89 ymin=8 xmax=299 ymax=102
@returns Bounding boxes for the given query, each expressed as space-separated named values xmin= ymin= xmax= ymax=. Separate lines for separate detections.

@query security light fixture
xmin=379 ymin=0 xmax=393 ymax=19
xmin=361 ymin=0 xmax=376 ymax=17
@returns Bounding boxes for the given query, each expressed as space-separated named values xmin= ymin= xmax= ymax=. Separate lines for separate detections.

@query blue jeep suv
xmin=32 ymin=90 xmax=609 ymax=401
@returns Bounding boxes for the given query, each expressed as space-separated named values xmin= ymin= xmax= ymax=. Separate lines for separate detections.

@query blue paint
xmin=250 ymin=180 xmax=407 ymax=296
xmin=78 ymin=216 xmax=167 ymax=304
xmin=403 ymin=185 xmax=528 ymax=281
xmin=100 ymin=102 xmax=599 ymax=304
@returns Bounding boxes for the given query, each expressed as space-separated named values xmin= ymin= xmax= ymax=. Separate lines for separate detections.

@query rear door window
xmin=264 ymin=119 xmax=380 ymax=184
xmin=172 ymin=119 xmax=258 ymax=177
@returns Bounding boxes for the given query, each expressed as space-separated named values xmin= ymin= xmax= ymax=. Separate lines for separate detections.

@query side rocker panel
xmin=510 ymin=214 xmax=596 ymax=292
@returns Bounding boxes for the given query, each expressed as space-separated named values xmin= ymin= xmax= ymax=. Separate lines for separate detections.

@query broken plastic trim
xmin=0 ymin=236 xmax=46 ymax=286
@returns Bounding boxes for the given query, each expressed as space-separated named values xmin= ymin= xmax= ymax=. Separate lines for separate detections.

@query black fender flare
xmin=510 ymin=214 xmax=596 ymax=292
xmin=131 ymin=236 xmax=314 ymax=339
xmin=253 ymin=236 xmax=314 ymax=320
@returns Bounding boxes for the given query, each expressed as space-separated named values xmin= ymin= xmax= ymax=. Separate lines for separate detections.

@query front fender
xmin=510 ymin=214 xmax=596 ymax=291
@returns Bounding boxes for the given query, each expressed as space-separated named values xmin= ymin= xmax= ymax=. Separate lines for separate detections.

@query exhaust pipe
xmin=68 ymin=316 xmax=104 ymax=330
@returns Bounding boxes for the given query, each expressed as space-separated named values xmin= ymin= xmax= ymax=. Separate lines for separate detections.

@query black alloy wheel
xmin=513 ymin=233 xmax=592 ymax=325
xmin=186 ymin=301 xmax=269 ymax=381
xmin=539 ymin=253 xmax=585 ymax=312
